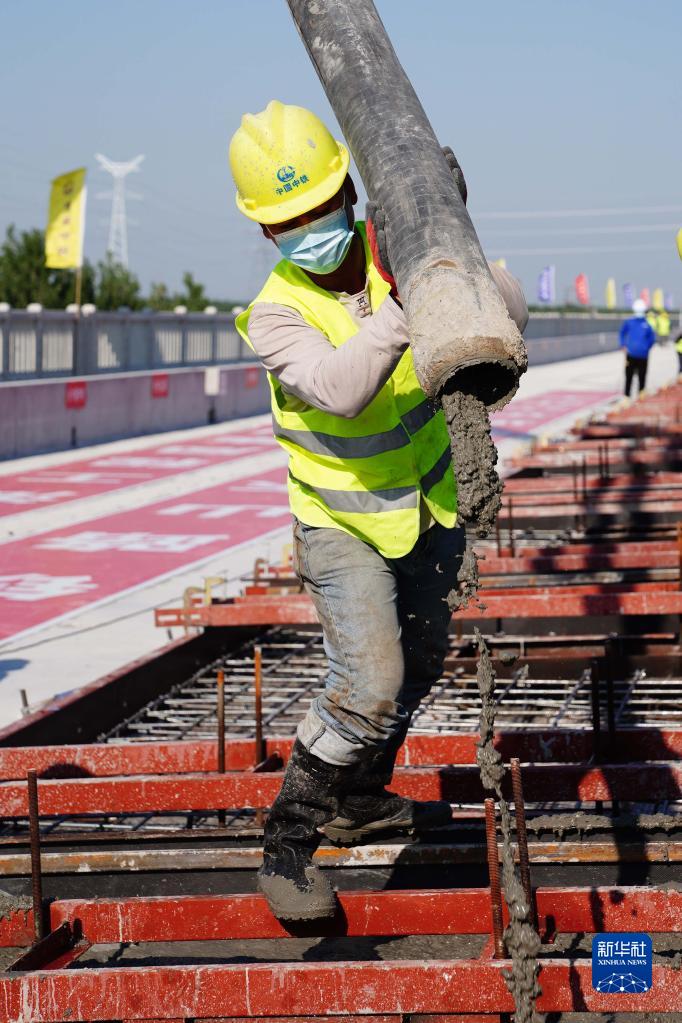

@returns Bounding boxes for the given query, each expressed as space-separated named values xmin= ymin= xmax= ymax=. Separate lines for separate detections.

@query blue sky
xmin=2 ymin=0 xmax=680 ymax=306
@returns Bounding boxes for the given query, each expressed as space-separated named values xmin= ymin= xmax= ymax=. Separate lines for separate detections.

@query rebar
xmin=590 ymin=660 xmax=602 ymax=763
xmin=507 ymin=498 xmax=515 ymax=558
xmin=27 ymin=770 xmax=45 ymax=942
xmin=484 ymin=797 xmax=505 ymax=959
xmin=510 ymin=758 xmax=536 ymax=930
xmin=217 ymin=668 xmax=226 ymax=827
xmin=254 ymin=645 xmax=264 ymax=764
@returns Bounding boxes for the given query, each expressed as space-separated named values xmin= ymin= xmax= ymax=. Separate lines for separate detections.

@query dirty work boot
xmin=258 ymin=739 xmax=356 ymax=921
xmin=323 ymin=734 xmax=452 ymax=846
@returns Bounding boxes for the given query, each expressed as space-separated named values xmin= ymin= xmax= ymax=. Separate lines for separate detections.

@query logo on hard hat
xmin=277 ymin=166 xmax=296 ymax=183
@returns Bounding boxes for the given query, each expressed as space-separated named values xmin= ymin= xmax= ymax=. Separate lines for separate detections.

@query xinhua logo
xmin=592 ymin=933 xmax=652 ymax=993
xmin=276 ymin=165 xmax=296 ymax=182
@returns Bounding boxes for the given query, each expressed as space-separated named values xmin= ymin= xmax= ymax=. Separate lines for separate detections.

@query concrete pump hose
xmin=286 ymin=0 xmax=527 ymax=410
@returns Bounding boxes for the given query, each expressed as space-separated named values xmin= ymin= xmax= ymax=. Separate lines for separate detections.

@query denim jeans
xmin=293 ymin=518 xmax=466 ymax=765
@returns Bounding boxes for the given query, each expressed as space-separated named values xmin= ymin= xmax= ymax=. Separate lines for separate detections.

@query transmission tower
xmin=95 ymin=153 xmax=144 ymax=267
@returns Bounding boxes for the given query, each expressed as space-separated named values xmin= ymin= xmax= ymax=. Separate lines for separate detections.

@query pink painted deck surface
xmin=491 ymin=389 xmax=616 ymax=440
xmin=0 ymin=467 xmax=290 ymax=640
xmin=0 ymin=422 xmax=276 ymax=516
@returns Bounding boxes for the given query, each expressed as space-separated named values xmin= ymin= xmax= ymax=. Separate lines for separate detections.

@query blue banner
xmin=537 ymin=265 xmax=555 ymax=303
xmin=622 ymin=282 xmax=634 ymax=308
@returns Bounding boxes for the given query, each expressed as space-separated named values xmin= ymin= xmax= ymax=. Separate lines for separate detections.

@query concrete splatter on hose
xmin=442 ymin=391 xmax=502 ymax=613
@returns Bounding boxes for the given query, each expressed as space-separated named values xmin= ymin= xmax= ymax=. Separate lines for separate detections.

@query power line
xmin=474 ymin=204 xmax=682 ymax=221
xmin=480 ymin=223 xmax=680 ymax=238
xmin=488 ymin=242 xmax=671 ymax=257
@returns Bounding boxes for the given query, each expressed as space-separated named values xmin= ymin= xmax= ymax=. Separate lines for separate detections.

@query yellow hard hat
xmin=229 ymin=100 xmax=350 ymax=225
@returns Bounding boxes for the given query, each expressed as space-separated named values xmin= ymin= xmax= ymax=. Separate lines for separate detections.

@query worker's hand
xmin=365 ymin=201 xmax=399 ymax=298
xmin=441 ymin=146 xmax=467 ymax=205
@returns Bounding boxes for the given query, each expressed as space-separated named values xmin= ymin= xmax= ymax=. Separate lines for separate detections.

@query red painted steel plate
xmin=1 ymin=729 xmax=680 ymax=781
xmin=2 ymin=763 xmax=680 ymax=816
xmin=1 ymin=959 xmax=681 ymax=1019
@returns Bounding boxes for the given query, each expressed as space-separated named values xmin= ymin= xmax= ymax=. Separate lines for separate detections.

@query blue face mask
xmin=273 ymin=204 xmax=355 ymax=275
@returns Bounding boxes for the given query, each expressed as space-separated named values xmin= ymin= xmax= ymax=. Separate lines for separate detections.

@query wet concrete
xmin=443 ymin=391 xmax=502 ymax=614
xmin=0 ymin=889 xmax=30 ymax=923
xmin=71 ymin=932 xmax=485 ymax=968
xmin=528 ymin=812 xmax=682 ymax=840
xmin=441 ymin=391 xmax=502 ymax=538
xmin=0 ymin=947 xmax=22 ymax=971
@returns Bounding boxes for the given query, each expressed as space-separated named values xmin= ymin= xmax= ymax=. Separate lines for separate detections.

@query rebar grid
xmin=101 ymin=627 xmax=682 ymax=745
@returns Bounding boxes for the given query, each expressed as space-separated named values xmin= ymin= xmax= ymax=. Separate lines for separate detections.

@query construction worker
xmin=656 ymin=308 xmax=671 ymax=341
xmin=646 ymin=308 xmax=658 ymax=334
xmin=675 ymin=329 xmax=682 ymax=374
xmin=620 ymin=299 xmax=656 ymax=397
xmin=230 ymin=101 xmax=528 ymax=921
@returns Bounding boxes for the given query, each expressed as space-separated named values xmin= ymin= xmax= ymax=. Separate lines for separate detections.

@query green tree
xmin=147 ymin=281 xmax=173 ymax=311
xmin=179 ymin=271 xmax=207 ymax=311
xmin=95 ymin=253 xmax=142 ymax=310
xmin=0 ymin=224 xmax=95 ymax=308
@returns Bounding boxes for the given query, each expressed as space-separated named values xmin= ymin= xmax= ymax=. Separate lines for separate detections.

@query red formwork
xmin=1 ymin=891 xmax=682 ymax=1019
xmin=0 ymin=888 xmax=677 ymax=948
xmin=154 ymin=586 xmax=682 ymax=628
xmin=2 ymin=957 xmax=682 ymax=1020
xmin=2 ymin=762 xmax=681 ymax=817
xmin=1 ymin=728 xmax=680 ymax=780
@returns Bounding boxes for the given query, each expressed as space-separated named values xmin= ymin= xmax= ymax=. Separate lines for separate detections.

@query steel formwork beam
xmin=479 ymin=551 xmax=678 ymax=573
xmin=44 ymin=887 xmax=682 ymax=944
xmin=512 ymin=449 xmax=682 ymax=471
xmin=1 ymin=958 xmax=681 ymax=1020
xmin=2 ymin=835 xmax=682 ymax=879
xmin=498 ymin=491 xmax=682 ymax=510
xmin=2 ymin=762 xmax=680 ymax=816
xmin=1 ymin=729 xmax=680 ymax=781
xmin=1 ymin=887 xmax=680 ymax=950
xmin=155 ymin=586 xmax=682 ymax=628
xmin=495 ymin=499 xmax=682 ymax=519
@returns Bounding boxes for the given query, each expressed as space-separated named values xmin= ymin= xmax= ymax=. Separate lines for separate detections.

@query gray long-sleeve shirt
xmin=248 ymin=262 xmax=528 ymax=419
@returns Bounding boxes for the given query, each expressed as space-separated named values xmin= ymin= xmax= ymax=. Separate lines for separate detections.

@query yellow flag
xmin=493 ymin=258 xmax=507 ymax=270
xmin=652 ymin=288 xmax=664 ymax=311
xmin=45 ymin=168 xmax=86 ymax=269
xmin=677 ymin=227 xmax=682 ymax=261
xmin=605 ymin=277 xmax=616 ymax=309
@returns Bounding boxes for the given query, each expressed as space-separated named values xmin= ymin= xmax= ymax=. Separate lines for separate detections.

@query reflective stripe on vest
xmin=292 ymin=474 xmax=418 ymax=514
xmin=290 ymin=441 xmax=451 ymax=516
xmin=236 ymin=223 xmax=457 ymax=557
xmin=420 ymin=444 xmax=453 ymax=495
xmin=273 ymin=396 xmax=438 ymax=460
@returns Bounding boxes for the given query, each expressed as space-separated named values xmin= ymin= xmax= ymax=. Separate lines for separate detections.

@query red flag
xmin=640 ymin=287 xmax=650 ymax=306
xmin=575 ymin=273 xmax=590 ymax=306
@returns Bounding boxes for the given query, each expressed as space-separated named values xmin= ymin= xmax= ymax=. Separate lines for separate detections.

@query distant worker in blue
xmin=620 ymin=299 xmax=656 ymax=397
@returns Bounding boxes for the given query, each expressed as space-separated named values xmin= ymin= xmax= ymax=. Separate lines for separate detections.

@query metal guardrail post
xmin=147 ymin=313 xmax=156 ymax=369
xmin=180 ymin=315 xmax=188 ymax=364
xmin=0 ymin=312 xmax=8 ymax=380
xmin=211 ymin=320 xmax=218 ymax=364
xmin=34 ymin=314 xmax=43 ymax=377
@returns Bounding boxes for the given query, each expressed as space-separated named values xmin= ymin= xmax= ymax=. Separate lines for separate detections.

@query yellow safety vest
xmin=236 ymin=223 xmax=457 ymax=558
xmin=657 ymin=312 xmax=670 ymax=338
